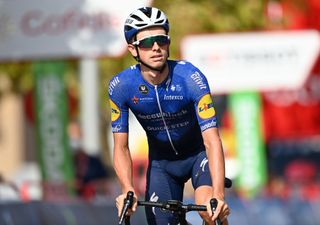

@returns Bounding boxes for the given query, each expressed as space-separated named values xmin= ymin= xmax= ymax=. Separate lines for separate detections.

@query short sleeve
xmin=188 ymin=68 xmax=218 ymax=131
xmin=108 ymin=75 xmax=129 ymax=133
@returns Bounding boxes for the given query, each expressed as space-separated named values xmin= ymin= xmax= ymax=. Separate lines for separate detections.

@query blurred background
xmin=0 ymin=0 xmax=320 ymax=224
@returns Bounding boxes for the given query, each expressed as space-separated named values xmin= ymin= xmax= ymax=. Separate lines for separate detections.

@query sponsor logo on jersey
xmin=146 ymin=121 xmax=189 ymax=131
xmin=139 ymin=97 xmax=154 ymax=102
xmin=170 ymin=84 xmax=182 ymax=92
xmin=197 ymin=94 xmax=216 ymax=119
xmin=108 ymin=77 xmax=120 ymax=95
xmin=200 ymin=120 xmax=217 ymax=131
xmin=130 ymin=65 xmax=137 ymax=70
xmin=132 ymin=96 xmax=139 ymax=105
xmin=112 ymin=124 xmax=122 ymax=132
xmin=163 ymin=95 xmax=183 ymax=100
xmin=109 ymin=100 xmax=120 ymax=122
xmin=191 ymin=71 xmax=207 ymax=90
xmin=137 ymin=110 xmax=188 ymax=120
xmin=139 ymin=84 xmax=149 ymax=94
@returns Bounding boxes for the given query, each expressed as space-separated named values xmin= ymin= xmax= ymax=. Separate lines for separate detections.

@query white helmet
xmin=124 ymin=7 xmax=169 ymax=43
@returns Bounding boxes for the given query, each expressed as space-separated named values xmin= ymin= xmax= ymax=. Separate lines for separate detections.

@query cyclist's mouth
xmin=151 ymin=55 xmax=163 ymax=61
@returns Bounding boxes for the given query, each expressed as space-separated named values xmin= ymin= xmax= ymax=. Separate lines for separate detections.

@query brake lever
xmin=210 ymin=198 xmax=222 ymax=225
xmin=118 ymin=191 xmax=134 ymax=225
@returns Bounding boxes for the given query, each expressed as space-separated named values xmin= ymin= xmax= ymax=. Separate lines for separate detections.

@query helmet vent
xmin=136 ymin=23 xmax=148 ymax=28
xmin=155 ymin=19 xmax=165 ymax=24
xmin=141 ymin=8 xmax=152 ymax=17
xmin=156 ymin=10 xmax=162 ymax=19
xmin=131 ymin=15 xmax=143 ymax=21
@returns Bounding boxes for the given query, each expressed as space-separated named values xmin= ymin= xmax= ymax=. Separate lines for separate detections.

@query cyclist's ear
xmin=128 ymin=44 xmax=138 ymax=57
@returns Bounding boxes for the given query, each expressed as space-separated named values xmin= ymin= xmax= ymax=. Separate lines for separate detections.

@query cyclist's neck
xmin=140 ymin=62 xmax=169 ymax=86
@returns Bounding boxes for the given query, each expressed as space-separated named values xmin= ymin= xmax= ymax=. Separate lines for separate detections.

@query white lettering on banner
xmin=39 ymin=75 xmax=64 ymax=181
xmin=181 ymin=30 xmax=320 ymax=93
xmin=20 ymin=10 xmax=119 ymax=36
xmin=202 ymin=48 xmax=299 ymax=66
xmin=108 ymin=77 xmax=120 ymax=95
xmin=191 ymin=71 xmax=207 ymax=89
xmin=0 ymin=0 xmax=153 ymax=59
xmin=235 ymin=99 xmax=261 ymax=188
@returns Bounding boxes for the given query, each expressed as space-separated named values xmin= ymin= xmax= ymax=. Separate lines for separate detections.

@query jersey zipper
xmin=154 ymin=85 xmax=178 ymax=155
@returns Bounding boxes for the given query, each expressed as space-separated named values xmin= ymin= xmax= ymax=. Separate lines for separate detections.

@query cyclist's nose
xmin=152 ymin=41 xmax=161 ymax=49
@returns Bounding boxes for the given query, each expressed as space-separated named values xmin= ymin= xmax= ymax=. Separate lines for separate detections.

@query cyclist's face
xmin=129 ymin=27 xmax=169 ymax=69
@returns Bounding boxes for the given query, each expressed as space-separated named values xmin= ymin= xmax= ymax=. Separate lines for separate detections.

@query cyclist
xmin=109 ymin=7 xmax=230 ymax=225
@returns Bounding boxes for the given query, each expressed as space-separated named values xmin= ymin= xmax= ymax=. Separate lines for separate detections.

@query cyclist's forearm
xmin=114 ymin=146 xmax=134 ymax=193
xmin=208 ymin=145 xmax=225 ymax=199
xmin=211 ymin=147 xmax=225 ymax=200
xmin=203 ymin=129 xmax=226 ymax=199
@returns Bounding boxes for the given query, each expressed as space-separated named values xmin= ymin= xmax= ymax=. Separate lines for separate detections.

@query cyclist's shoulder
xmin=109 ymin=64 xmax=139 ymax=87
xmin=108 ymin=64 xmax=139 ymax=97
xmin=170 ymin=60 xmax=207 ymax=84
xmin=169 ymin=60 xmax=198 ymax=71
xmin=170 ymin=60 xmax=204 ymax=78
xmin=112 ymin=64 xmax=139 ymax=81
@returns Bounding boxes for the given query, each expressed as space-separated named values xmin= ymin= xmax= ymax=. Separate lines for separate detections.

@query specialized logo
xmin=150 ymin=192 xmax=159 ymax=215
xmin=132 ymin=96 xmax=139 ymax=105
xmin=197 ymin=94 xmax=216 ymax=119
xmin=139 ymin=84 xmax=149 ymax=94
xmin=200 ymin=158 xmax=208 ymax=172
xmin=109 ymin=100 xmax=120 ymax=122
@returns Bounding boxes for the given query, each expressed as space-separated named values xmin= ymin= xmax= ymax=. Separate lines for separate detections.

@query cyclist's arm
xmin=202 ymin=127 xmax=225 ymax=200
xmin=113 ymin=132 xmax=138 ymax=216
xmin=113 ymin=132 xmax=134 ymax=193
xmin=202 ymin=127 xmax=230 ymax=224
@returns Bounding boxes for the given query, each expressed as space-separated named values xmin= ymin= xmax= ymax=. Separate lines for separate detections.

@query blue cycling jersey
xmin=109 ymin=60 xmax=218 ymax=160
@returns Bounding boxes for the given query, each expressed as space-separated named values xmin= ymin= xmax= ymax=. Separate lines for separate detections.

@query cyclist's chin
xmin=150 ymin=61 xmax=166 ymax=69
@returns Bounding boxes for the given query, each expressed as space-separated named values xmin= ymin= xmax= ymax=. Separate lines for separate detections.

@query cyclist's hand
xmin=116 ymin=191 xmax=138 ymax=217
xmin=207 ymin=198 xmax=230 ymax=224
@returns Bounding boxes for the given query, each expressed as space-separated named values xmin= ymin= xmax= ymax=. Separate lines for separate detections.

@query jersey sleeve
xmin=108 ymin=75 xmax=129 ymax=133
xmin=187 ymin=66 xmax=218 ymax=132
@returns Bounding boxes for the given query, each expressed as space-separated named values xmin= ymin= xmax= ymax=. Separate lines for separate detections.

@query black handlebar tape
xmin=186 ymin=204 xmax=207 ymax=211
xmin=118 ymin=191 xmax=134 ymax=225
xmin=210 ymin=198 xmax=222 ymax=225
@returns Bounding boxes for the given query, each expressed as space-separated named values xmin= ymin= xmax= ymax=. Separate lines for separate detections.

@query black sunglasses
xmin=132 ymin=34 xmax=170 ymax=48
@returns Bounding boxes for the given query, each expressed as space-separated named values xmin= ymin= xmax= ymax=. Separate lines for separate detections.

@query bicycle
xmin=118 ymin=178 xmax=232 ymax=225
